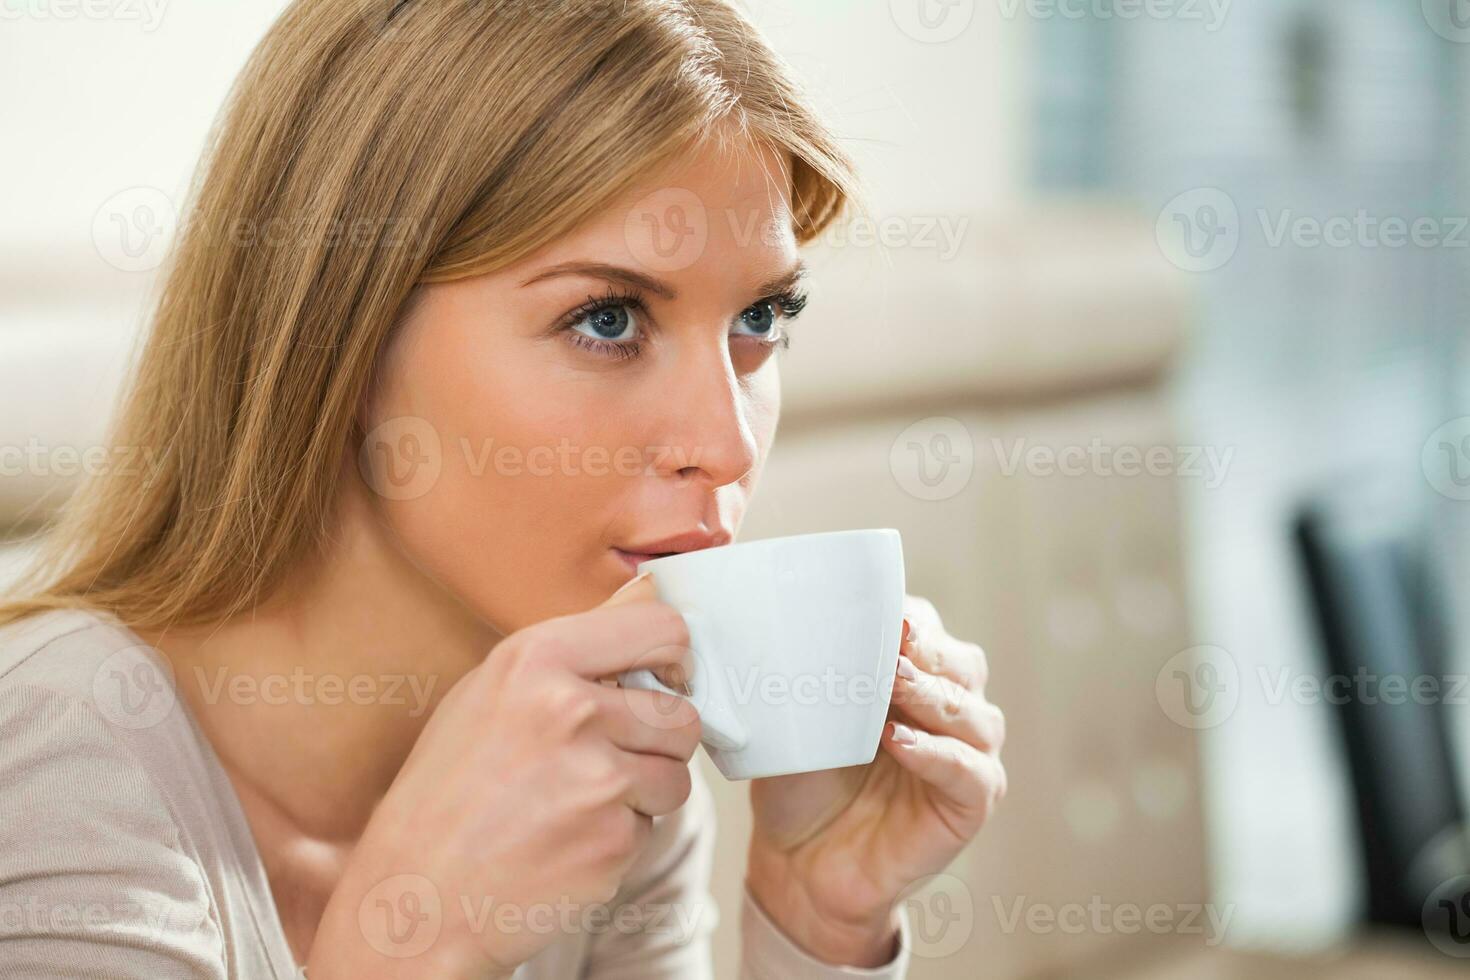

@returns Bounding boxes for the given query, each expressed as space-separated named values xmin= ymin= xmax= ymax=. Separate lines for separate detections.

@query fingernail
xmin=890 ymin=721 xmax=918 ymax=745
xmin=896 ymin=654 xmax=917 ymax=681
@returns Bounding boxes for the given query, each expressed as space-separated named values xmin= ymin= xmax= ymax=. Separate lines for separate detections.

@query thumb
xmin=602 ymin=569 xmax=657 ymax=608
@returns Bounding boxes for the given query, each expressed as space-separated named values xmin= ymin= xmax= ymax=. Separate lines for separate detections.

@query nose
xmin=654 ymin=344 xmax=760 ymax=489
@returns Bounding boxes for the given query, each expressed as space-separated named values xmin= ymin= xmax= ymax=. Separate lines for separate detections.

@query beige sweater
xmin=0 ymin=608 xmax=911 ymax=978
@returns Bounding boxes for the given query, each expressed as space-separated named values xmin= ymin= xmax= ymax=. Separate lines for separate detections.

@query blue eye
xmin=560 ymin=294 xmax=645 ymax=362
xmin=734 ymin=300 xmax=778 ymax=337
xmin=573 ymin=303 xmax=639 ymax=343
xmin=557 ymin=286 xmax=808 ymax=362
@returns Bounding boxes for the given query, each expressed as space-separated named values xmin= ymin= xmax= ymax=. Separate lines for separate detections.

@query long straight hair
xmin=0 ymin=0 xmax=863 ymax=631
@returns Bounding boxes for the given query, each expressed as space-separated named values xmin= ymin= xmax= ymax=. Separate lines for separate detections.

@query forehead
xmin=521 ymin=136 xmax=799 ymax=278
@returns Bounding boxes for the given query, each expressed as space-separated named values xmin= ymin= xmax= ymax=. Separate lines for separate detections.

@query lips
xmin=618 ymin=528 xmax=732 ymax=555
xmin=612 ymin=528 xmax=732 ymax=574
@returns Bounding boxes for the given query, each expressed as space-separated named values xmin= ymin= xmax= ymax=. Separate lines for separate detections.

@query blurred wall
xmin=0 ymin=0 xmax=1031 ymax=312
xmin=1028 ymin=0 xmax=1470 ymax=951
xmin=1 ymin=2 xmax=292 ymax=301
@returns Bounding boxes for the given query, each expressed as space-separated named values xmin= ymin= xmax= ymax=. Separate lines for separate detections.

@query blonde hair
xmin=0 ymin=0 xmax=863 ymax=631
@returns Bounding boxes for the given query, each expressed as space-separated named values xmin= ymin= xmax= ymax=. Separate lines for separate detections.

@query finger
xmin=902 ymin=594 xmax=944 ymax=639
xmin=891 ymin=655 xmax=1005 ymax=752
xmin=592 ymin=682 xmax=702 ymax=761
xmin=902 ymin=616 xmax=988 ymax=692
xmin=648 ymin=658 xmax=693 ymax=695
xmin=880 ymin=722 xmax=1007 ymax=816
xmin=618 ymin=750 xmax=694 ymax=818
xmin=525 ymin=597 xmax=692 ymax=680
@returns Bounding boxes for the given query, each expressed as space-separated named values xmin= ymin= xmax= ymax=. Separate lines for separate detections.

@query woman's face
xmin=358 ymin=139 xmax=804 ymax=634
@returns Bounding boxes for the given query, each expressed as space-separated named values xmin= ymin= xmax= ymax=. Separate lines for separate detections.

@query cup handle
xmin=618 ymin=610 xmax=749 ymax=752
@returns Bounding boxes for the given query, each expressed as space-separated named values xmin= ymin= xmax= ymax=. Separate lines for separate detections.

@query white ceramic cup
xmin=618 ymin=528 xmax=905 ymax=781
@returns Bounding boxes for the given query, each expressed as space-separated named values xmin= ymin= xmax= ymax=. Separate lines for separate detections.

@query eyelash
xmin=558 ymin=285 xmax=809 ymax=362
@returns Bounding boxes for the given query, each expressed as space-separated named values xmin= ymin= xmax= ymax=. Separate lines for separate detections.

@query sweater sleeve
xmin=581 ymin=763 xmax=910 ymax=979
xmin=739 ymin=880 xmax=911 ymax=980
xmin=0 ymin=685 xmax=226 ymax=979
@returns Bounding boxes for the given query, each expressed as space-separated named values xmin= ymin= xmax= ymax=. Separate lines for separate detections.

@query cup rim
xmin=633 ymin=527 xmax=898 ymax=574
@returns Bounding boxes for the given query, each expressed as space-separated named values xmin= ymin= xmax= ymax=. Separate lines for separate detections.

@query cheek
xmin=364 ymin=325 xmax=655 ymax=627
xmin=744 ymin=361 xmax=782 ymax=456
xmin=363 ymin=301 xmax=785 ymax=627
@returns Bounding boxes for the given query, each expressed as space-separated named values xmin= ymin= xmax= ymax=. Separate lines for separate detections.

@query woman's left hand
xmin=745 ymin=593 xmax=1007 ymax=967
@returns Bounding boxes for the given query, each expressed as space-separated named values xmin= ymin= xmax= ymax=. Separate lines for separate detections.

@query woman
xmin=0 ymin=0 xmax=1007 ymax=976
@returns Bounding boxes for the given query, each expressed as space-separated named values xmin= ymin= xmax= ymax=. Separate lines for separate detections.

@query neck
xmin=135 ymin=466 xmax=503 ymax=845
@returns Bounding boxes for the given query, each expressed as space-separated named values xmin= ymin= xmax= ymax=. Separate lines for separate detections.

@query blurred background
xmin=3 ymin=1 xmax=1469 ymax=977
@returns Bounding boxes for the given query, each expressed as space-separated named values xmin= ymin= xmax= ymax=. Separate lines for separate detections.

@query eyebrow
xmin=518 ymin=260 xmax=808 ymax=302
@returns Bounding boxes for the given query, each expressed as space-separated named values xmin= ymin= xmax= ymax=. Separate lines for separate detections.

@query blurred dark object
xmin=1295 ymin=480 xmax=1469 ymax=939
xmin=1285 ymin=9 xmax=1329 ymax=144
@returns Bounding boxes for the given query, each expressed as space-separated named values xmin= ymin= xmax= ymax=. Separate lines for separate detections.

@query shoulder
xmin=0 ymin=609 xmax=227 ymax=974
xmin=0 ymin=607 xmax=209 ymax=839
xmin=0 ymin=605 xmax=155 ymax=695
xmin=0 ymin=607 xmax=195 ymax=806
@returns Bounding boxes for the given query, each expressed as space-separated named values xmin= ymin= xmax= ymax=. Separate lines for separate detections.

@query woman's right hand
xmin=307 ymin=572 xmax=702 ymax=979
